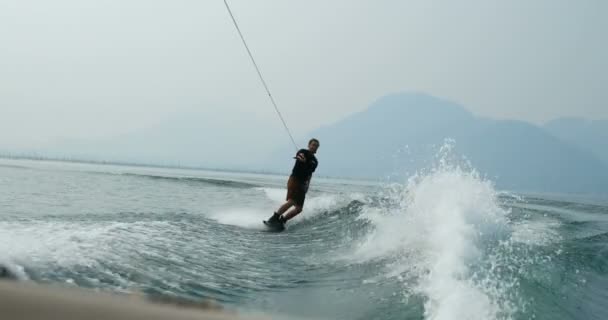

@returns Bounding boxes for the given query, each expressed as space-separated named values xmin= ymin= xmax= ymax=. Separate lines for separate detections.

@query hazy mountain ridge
xmin=298 ymin=92 xmax=608 ymax=193
xmin=544 ymin=117 xmax=608 ymax=165
xmin=4 ymin=92 xmax=608 ymax=194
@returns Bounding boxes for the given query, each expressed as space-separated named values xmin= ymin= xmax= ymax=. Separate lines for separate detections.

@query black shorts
xmin=286 ymin=175 xmax=306 ymax=207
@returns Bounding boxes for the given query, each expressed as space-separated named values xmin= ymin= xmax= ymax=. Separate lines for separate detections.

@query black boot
xmin=277 ymin=215 xmax=287 ymax=226
xmin=267 ymin=212 xmax=281 ymax=224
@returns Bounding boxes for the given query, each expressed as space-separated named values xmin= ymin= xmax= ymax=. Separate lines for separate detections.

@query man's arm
xmin=295 ymin=151 xmax=307 ymax=163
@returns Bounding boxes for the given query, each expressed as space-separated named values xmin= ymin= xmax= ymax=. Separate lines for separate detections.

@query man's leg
xmin=280 ymin=186 xmax=306 ymax=222
xmin=269 ymin=176 xmax=304 ymax=225
xmin=282 ymin=205 xmax=303 ymax=221
xmin=268 ymin=199 xmax=295 ymax=224
xmin=276 ymin=199 xmax=295 ymax=215
xmin=275 ymin=176 xmax=298 ymax=216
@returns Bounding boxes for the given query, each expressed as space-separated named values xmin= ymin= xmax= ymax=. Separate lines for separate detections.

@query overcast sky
xmin=1 ymin=0 xmax=606 ymax=149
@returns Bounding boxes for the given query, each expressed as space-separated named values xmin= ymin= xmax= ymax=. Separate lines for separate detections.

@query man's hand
xmin=295 ymin=152 xmax=307 ymax=163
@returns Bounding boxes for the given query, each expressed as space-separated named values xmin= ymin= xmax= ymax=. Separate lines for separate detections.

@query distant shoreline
xmin=2 ymin=153 xmax=607 ymax=205
xmin=0 ymin=152 xmax=282 ymax=175
xmin=0 ymin=153 xmax=373 ymax=182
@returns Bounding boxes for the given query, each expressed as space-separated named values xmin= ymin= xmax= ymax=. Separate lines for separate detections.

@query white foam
xmin=210 ymin=193 xmax=350 ymax=229
xmin=0 ymin=258 xmax=29 ymax=280
xmin=292 ymin=194 xmax=343 ymax=222
xmin=256 ymin=187 xmax=355 ymax=223
xmin=0 ymin=221 xmax=109 ymax=268
xmin=208 ymin=208 xmax=271 ymax=229
xmin=258 ymin=187 xmax=286 ymax=204
xmin=0 ymin=220 xmax=169 ymax=270
xmin=349 ymin=159 xmax=517 ymax=319
xmin=511 ymin=219 xmax=561 ymax=246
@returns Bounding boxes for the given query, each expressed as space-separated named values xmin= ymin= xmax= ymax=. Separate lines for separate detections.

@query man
xmin=265 ymin=138 xmax=319 ymax=229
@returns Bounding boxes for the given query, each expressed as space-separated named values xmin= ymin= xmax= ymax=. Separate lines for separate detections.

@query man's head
xmin=308 ymin=138 xmax=320 ymax=154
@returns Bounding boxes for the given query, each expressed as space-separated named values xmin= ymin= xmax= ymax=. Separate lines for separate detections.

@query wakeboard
xmin=263 ymin=220 xmax=285 ymax=232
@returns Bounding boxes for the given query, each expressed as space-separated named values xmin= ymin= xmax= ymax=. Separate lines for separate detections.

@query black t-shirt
xmin=291 ymin=149 xmax=318 ymax=182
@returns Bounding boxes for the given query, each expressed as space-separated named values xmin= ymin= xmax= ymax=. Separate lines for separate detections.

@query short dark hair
xmin=309 ymin=138 xmax=319 ymax=146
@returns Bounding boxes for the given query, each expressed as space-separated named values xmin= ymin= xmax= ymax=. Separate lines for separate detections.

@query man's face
xmin=308 ymin=141 xmax=319 ymax=153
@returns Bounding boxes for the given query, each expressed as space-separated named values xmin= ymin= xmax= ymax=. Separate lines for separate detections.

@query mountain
xmin=36 ymin=107 xmax=286 ymax=171
xmin=291 ymin=93 xmax=608 ymax=193
xmin=13 ymin=92 xmax=608 ymax=194
xmin=544 ymin=117 xmax=608 ymax=165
